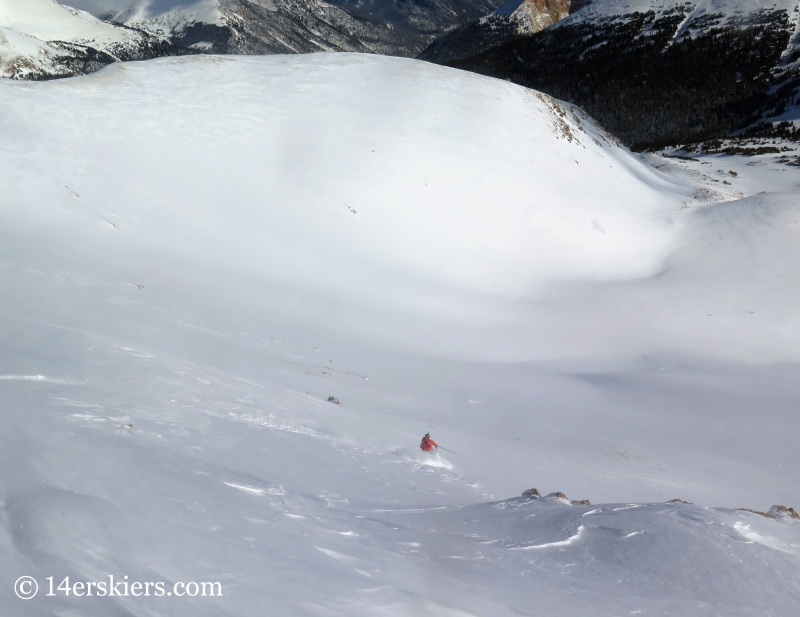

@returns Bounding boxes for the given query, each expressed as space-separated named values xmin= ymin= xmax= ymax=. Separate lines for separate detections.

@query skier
xmin=420 ymin=433 xmax=438 ymax=452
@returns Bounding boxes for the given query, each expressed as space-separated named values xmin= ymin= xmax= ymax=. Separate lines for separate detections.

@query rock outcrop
xmin=740 ymin=505 xmax=800 ymax=520
xmin=522 ymin=488 xmax=590 ymax=505
xmin=770 ymin=505 xmax=800 ymax=520
xmin=497 ymin=0 xmax=571 ymax=33
xmin=419 ymin=0 xmax=574 ymax=64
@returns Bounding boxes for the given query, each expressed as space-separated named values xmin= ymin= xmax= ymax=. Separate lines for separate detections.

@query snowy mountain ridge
xmin=0 ymin=0 xmax=504 ymax=79
xmin=0 ymin=0 xmax=170 ymax=79
xmin=97 ymin=0 xmax=223 ymax=37
xmin=0 ymin=0 xmax=144 ymax=44
xmin=21 ymin=0 xmax=504 ymax=75
xmin=89 ymin=0 xmax=223 ymax=28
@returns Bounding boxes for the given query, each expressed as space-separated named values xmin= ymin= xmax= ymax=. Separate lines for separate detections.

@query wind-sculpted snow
xmin=1 ymin=55 xmax=800 ymax=614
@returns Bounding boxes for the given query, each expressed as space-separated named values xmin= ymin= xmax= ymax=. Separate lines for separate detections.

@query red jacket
xmin=420 ymin=436 xmax=438 ymax=452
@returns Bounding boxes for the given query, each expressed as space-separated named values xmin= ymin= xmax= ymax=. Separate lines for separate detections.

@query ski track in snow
xmin=511 ymin=525 xmax=586 ymax=550
xmin=0 ymin=374 xmax=81 ymax=384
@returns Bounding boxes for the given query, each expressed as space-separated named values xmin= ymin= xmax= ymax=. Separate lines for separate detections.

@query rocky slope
xmin=95 ymin=0 xmax=414 ymax=56
xmin=327 ymin=0 xmax=502 ymax=40
xmin=420 ymin=0 xmax=578 ymax=64
xmin=427 ymin=0 xmax=800 ymax=148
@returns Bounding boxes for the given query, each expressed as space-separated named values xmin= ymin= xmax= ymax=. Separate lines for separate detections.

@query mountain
xmin=85 ymin=0 xmax=415 ymax=55
xmin=0 ymin=0 xmax=172 ymax=79
xmin=65 ymin=0 xmax=505 ymax=60
xmin=1 ymin=0 xmax=506 ymax=79
xmin=326 ymin=0 xmax=504 ymax=37
xmin=424 ymin=0 xmax=800 ymax=148
xmin=1 ymin=53 xmax=800 ymax=614
xmin=420 ymin=0 xmax=578 ymax=64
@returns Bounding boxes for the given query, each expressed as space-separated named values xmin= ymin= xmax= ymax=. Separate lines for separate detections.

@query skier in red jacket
xmin=420 ymin=433 xmax=438 ymax=452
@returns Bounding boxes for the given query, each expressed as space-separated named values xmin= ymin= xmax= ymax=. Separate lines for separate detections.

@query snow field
xmin=1 ymin=54 xmax=799 ymax=616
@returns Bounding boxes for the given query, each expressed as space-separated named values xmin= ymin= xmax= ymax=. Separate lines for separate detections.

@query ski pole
xmin=437 ymin=446 xmax=457 ymax=454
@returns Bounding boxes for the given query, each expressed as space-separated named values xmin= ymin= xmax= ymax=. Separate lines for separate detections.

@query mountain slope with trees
xmin=427 ymin=0 xmax=800 ymax=147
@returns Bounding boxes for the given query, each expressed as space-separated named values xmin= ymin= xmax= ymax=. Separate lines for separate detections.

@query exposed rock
xmin=737 ymin=508 xmax=777 ymax=520
xmin=498 ymin=0 xmax=571 ymax=33
xmin=419 ymin=0 xmax=573 ymax=64
xmin=669 ymin=498 xmax=692 ymax=504
xmin=524 ymin=489 xmax=588 ymax=504
xmin=769 ymin=505 xmax=800 ymax=520
xmin=327 ymin=396 xmax=340 ymax=404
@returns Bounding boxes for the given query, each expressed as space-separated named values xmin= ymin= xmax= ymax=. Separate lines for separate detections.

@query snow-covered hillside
xmin=0 ymin=0 xmax=170 ymax=79
xmin=1 ymin=55 xmax=799 ymax=615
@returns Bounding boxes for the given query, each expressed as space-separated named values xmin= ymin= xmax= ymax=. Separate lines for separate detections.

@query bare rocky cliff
xmin=498 ymin=0 xmax=571 ymax=33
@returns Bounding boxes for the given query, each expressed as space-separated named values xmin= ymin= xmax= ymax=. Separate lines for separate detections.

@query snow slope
xmin=0 ymin=0 xmax=161 ymax=79
xmin=1 ymin=54 xmax=799 ymax=615
xmin=72 ymin=0 xmax=223 ymax=31
xmin=0 ymin=24 xmax=75 ymax=79
xmin=0 ymin=0 xmax=140 ymax=44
